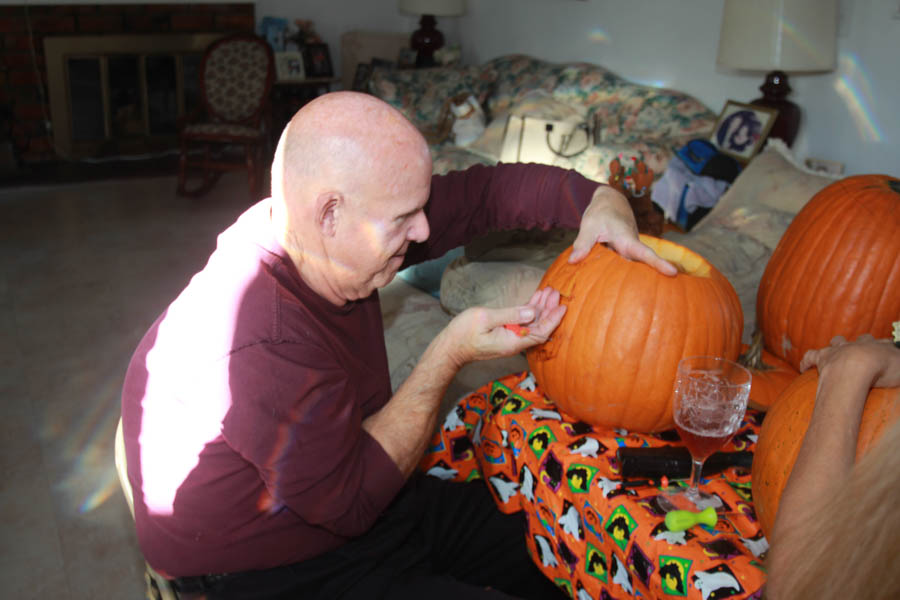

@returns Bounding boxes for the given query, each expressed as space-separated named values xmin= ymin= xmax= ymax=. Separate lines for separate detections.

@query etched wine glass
xmin=659 ymin=355 xmax=751 ymax=512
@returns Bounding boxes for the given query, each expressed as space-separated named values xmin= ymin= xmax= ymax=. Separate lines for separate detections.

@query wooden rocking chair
xmin=177 ymin=34 xmax=274 ymax=200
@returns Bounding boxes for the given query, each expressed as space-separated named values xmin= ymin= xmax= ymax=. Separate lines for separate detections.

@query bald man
xmin=121 ymin=92 xmax=674 ymax=599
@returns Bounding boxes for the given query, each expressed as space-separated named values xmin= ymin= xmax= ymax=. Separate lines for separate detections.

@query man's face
xmin=330 ymin=170 xmax=431 ymax=301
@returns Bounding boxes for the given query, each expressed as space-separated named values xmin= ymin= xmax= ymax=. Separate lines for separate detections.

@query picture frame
xmin=709 ymin=100 xmax=779 ymax=163
xmin=302 ymin=43 xmax=333 ymax=78
xmin=258 ymin=16 xmax=289 ymax=52
xmin=275 ymin=51 xmax=306 ymax=82
xmin=351 ymin=63 xmax=373 ymax=92
xmin=397 ymin=47 xmax=417 ymax=69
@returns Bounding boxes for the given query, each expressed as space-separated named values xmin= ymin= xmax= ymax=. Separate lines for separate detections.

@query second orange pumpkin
xmin=756 ymin=175 xmax=900 ymax=370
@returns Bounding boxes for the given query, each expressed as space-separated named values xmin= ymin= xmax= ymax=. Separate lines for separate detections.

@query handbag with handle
xmin=499 ymin=114 xmax=591 ymax=164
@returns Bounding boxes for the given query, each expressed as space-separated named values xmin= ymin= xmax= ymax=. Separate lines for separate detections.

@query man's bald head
xmin=269 ymin=92 xmax=433 ymax=305
xmin=271 ymin=91 xmax=430 ymax=207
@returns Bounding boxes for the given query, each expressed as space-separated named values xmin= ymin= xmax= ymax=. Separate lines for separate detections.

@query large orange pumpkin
xmin=756 ymin=175 xmax=900 ymax=370
xmin=751 ymin=370 xmax=900 ymax=537
xmin=526 ymin=235 xmax=742 ymax=432
xmin=740 ymin=336 xmax=799 ymax=411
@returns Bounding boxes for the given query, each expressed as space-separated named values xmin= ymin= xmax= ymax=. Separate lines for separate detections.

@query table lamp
xmin=398 ymin=0 xmax=466 ymax=68
xmin=716 ymin=0 xmax=837 ymax=147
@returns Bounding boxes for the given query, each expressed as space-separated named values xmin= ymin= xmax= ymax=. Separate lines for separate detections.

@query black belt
xmin=171 ymin=572 xmax=234 ymax=594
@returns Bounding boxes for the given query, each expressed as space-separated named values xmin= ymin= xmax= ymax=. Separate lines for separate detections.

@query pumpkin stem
xmin=889 ymin=180 xmax=900 ymax=195
xmin=739 ymin=330 xmax=769 ymax=371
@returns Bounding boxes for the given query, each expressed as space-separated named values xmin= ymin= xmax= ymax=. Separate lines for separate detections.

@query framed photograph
xmin=709 ymin=100 xmax=779 ymax=163
xmin=258 ymin=16 xmax=289 ymax=52
xmin=275 ymin=51 xmax=306 ymax=82
xmin=302 ymin=43 xmax=333 ymax=78
xmin=397 ymin=47 xmax=417 ymax=69
xmin=352 ymin=63 xmax=373 ymax=92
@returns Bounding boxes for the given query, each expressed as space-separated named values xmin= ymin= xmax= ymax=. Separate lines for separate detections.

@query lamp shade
xmin=717 ymin=0 xmax=837 ymax=72
xmin=398 ymin=0 xmax=466 ymax=17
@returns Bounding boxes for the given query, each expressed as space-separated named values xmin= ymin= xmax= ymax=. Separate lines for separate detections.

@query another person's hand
xmin=569 ymin=185 xmax=676 ymax=276
xmin=445 ymin=287 xmax=567 ymax=366
xmin=799 ymin=334 xmax=900 ymax=390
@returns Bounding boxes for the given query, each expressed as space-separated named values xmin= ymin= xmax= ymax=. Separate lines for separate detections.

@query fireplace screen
xmin=46 ymin=34 xmax=222 ymax=159
xmin=68 ymin=57 xmax=105 ymax=142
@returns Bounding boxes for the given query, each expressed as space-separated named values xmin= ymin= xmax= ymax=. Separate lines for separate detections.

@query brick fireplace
xmin=0 ymin=3 xmax=254 ymax=164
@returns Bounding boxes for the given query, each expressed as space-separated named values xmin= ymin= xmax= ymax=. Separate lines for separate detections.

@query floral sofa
xmin=368 ymin=54 xmax=717 ymax=180
xmin=368 ymin=55 xmax=718 ymax=297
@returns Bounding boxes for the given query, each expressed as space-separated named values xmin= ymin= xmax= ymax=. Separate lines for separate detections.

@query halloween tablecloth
xmin=419 ymin=371 xmax=767 ymax=600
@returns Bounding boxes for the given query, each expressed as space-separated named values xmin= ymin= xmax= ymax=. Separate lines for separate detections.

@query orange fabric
xmin=420 ymin=372 xmax=766 ymax=599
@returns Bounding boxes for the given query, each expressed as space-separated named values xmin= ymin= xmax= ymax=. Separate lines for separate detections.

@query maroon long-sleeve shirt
xmin=121 ymin=163 xmax=598 ymax=577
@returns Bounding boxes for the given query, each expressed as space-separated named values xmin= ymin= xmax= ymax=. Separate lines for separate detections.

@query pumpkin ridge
xmin=719 ymin=272 xmax=742 ymax=358
xmin=762 ymin=188 xmax=849 ymax=363
xmin=793 ymin=200 xmax=852 ymax=344
xmin=874 ymin=259 xmax=900 ymax=329
xmin=555 ymin=258 xmax=583 ymax=417
xmin=620 ymin=266 xmax=656 ymax=429
xmin=796 ymin=199 xmax=861 ymax=353
xmin=643 ymin=276 xmax=669 ymax=429
xmin=674 ymin=263 xmax=693 ymax=363
xmin=759 ymin=174 xmax=900 ymax=368
xmin=809 ymin=194 xmax=895 ymax=349
xmin=596 ymin=254 xmax=631 ymax=424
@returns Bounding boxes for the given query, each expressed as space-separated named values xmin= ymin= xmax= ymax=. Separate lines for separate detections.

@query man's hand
xmin=569 ymin=185 xmax=676 ymax=276
xmin=443 ymin=287 xmax=567 ymax=368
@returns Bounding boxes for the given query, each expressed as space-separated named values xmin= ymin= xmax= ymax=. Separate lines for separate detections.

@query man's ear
xmin=316 ymin=192 xmax=342 ymax=237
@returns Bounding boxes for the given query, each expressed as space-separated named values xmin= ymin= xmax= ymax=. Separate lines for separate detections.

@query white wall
xmin=13 ymin=0 xmax=895 ymax=175
xmin=452 ymin=0 xmax=899 ymax=177
xmin=257 ymin=0 xmax=898 ymax=176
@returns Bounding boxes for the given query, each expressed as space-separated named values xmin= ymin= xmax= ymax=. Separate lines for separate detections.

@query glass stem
xmin=688 ymin=458 xmax=704 ymax=493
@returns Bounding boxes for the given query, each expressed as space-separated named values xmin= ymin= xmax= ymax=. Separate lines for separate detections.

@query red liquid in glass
xmin=675 ymin=423 xmax=735 ymax=462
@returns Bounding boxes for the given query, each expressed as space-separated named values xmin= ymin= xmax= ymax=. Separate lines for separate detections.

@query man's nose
xmin=408 ymin=211 xmax=429 ymax=243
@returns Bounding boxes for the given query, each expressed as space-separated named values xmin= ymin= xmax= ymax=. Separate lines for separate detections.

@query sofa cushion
xmin=591 ymin=87 xmax=715 ymax=145
xmin=479 ymin=55 xmax=572 ymax=116
xmin=440 ymin=257 xmax=548 ymax=315
xmin=662 ymin=139 xmax=840 ymax=342
xmin=441 ymin=228 xmax=578 ymax=316
xmin=552 ymin=63 xmax=624 ymax=108
xmin=614 ymin=92 xmax=716 ymax=141
xmin=368 ymin=64 xmax=497 ymax=131
xmin=430 ymin=144 xmax=495 ymax=175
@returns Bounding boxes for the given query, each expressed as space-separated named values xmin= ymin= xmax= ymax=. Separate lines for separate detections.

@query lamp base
xmin=750 ymin=70 xmax=801 ymax=148
xmin=410 ymin=14 xmax=444 ymax=68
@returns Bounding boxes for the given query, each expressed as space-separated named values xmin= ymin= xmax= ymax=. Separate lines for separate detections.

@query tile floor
xmin=0 ymin=172 xmax=257 ymax=599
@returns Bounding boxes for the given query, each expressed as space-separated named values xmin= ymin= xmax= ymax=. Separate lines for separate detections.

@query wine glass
xmin=659 ymin=355 xmax=751 ymax=512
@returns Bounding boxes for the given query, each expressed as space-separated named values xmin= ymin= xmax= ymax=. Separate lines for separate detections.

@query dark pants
xmin=173 ymin=475 xmax=564 ymax=600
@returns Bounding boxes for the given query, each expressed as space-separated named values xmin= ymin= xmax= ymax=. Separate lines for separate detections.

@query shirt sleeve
xmin=403 ymin=162 xmax=602 ymax=266
xmin=220 ymin=341 xmax=405 ymax=538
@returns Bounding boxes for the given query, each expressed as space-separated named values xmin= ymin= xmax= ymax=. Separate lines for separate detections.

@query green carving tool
xmin=664 ymin=506 xmax=718 ymax=532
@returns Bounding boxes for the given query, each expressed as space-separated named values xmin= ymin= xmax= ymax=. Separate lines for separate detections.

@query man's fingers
xmin=570 ymin=233 xmax=677 ymax=277
xmin=613 ymin=238 xmax=677 ymax=277
xmin=639 ymin=247 xmax=678 ymax=277
xmin=497 ymin=305 xmax=535 ymax=327
xmin=528 ymin=304 xmax=567 ymax=340
xmin=531 ymin=286 xmax=557 ymax=312
xmin=568 ymin=232 xmax=593 ymax=263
